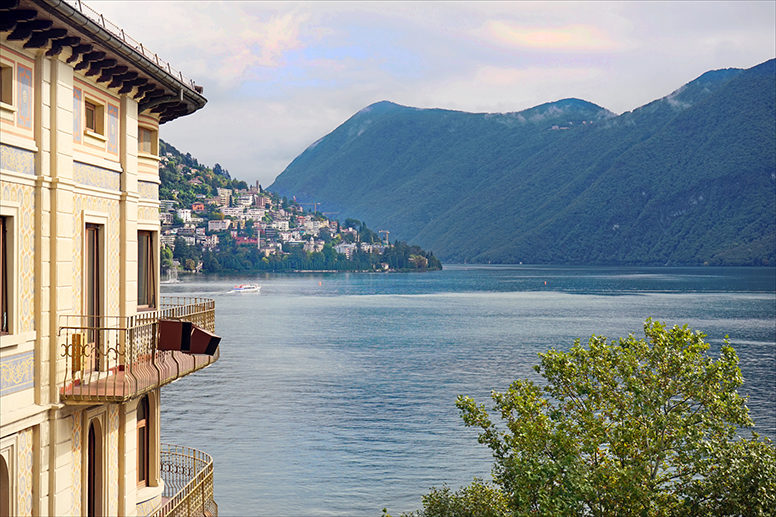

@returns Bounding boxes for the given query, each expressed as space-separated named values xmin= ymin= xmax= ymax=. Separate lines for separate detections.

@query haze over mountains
xmin=270 ymin=59 xmax=776 ymax=265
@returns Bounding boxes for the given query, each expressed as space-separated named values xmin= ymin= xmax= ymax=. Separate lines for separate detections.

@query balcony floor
xmin=61 ymin=349 xmax=217 ymax=403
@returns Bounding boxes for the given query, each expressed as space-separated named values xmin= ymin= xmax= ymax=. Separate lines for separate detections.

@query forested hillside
xmin=271 ymin=59 xmax=776 ymax=265
xmin=157 ymin=140 xmax=441 ymax=273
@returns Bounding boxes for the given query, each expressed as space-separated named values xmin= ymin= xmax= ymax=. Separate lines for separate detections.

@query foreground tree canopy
xmin=399 ymin=320 xmax=776 ymax=517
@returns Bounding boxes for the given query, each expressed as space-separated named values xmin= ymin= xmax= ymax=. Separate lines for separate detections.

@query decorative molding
xmin=109 ymin=405 xmax=119 ymax=516
xmin=72 ymin=151 xmax=123 ymax=173
xmin=107 ymin=104 xmax=119 ymax=155
xmin=138 ymin=206 xmax=160 ymax=222
xmin=73 ymin=88 xmax=82 ymax=143
xmin=0 ymin=351 xmax=34 ymax=395
xmin=0 ymin=144 xmax=35 ymax=175
xmin=15 ymin=64 xmax=32 ymax=130
xmin=71 ymin=412 xmax=82 ymax=517
xmin=17 ymin=429 xmax=32 ymax=516
xmin=0 ymin=182 xmax=35 ymax=333
xmin=135 ymin=486 xmax=163 ymax=516
xmin=73 ymin=161 xmax=121 ymax=191
xmin=0 ymin=330 xmax=36 ymax=351
xmin=138 ymin=181 xmax=159 ymax=200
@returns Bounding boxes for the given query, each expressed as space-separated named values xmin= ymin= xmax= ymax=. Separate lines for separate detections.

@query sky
xmin=89 ymin=1 xmax=775 ymax=187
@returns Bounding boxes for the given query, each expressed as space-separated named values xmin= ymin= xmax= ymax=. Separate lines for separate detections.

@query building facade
xmin=1 ymin=1 xmax=218 ymax=515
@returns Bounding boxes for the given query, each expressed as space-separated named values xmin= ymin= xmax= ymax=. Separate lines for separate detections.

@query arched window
xmin=1 ymin=454 xmax=10 ymax=517
xmin=87 ymin=420 xmax=103 ymax=517
xmin=137 ymin=396 xmax=149 ymax=486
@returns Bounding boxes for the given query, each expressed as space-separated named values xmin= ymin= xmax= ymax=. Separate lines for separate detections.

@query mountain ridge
xmin=271 ymin=60 xmax=776 ymax=265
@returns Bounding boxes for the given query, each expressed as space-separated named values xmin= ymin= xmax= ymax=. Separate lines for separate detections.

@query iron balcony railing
xmin=152 ymin=443 xmax=217 ymax=517
xmin=59 ymin=297 xmax=218 ymax=403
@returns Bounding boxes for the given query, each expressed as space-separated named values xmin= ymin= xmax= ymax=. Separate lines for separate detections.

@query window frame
xmin=0 ymin=63 xmax=13 ymax=108
xmin=0 ymin=435 xmax=16 ymax=517
xmin=0 ymin=210 xmax=15 ymax=338
xmin=137 ymin=231 xmax=157 ymax=310
xmin=136 ymin=395 xmax=149 ymax=487
xmin=1 ymin=216 xmax=8 ymax=335
xmin=82 ymin=212 xmax=108 ymax=369
xmin=82 ymin=409 xmax=107 ymax=517
xmin=85 ymin=101 xmax=95 ymax=132
xmin=138 ymin=126 xmax=158 ymax=156
xmin=83 ymin=98 xmax=105 ymax=137
xmin=85 ymin=224 xmax=101 ymax=317
xmin=84 ymin=223 xmax=102 ymax=371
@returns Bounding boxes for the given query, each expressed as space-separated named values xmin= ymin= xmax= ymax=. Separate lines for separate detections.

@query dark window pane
xmin=138 ymin=231 xmax=155 ymax=308
xmin=85 ymin=102 xmax=96 ymax=131
xmin=1 ymin=217 xmax=7 ymax=334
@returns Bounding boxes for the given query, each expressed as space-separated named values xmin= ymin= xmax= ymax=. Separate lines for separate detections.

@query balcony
xmin=151 ymin=444 xmax=217 ymax=517
xmin=59 ymin=297 xmax=219 ymax=404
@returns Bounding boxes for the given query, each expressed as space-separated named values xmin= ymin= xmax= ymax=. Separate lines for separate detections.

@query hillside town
xmin=157 ymin=142 xmax=441 ymax=273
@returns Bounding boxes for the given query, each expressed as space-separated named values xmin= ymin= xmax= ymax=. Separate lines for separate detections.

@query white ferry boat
xmin=230 ymin=284 xmax=261 ymax=293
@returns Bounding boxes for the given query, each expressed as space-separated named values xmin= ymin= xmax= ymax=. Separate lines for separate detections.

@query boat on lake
xmin=230 ymin=284 xmax=261 ymax=293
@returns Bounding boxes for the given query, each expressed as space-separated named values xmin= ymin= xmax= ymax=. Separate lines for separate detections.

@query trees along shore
xmin=167 ymin=235 xmax=442 ymax=274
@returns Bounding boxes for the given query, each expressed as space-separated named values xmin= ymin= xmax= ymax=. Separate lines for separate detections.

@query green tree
xmin=406 ymin=320 xmax=776 ymax=517
xmin=396 ymin=479 xmax=508 ymax=517
xmin=160 ymin=245 xmax=173 ymax=270
xmin=344 ymin=218 xmax=361 ymax=229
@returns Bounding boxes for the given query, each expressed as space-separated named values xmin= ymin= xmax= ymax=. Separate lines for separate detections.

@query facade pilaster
xmin=120 ymin=96 xmax=139 ymax=320
xmin=45 ymin=54 xmax=76 ymax=517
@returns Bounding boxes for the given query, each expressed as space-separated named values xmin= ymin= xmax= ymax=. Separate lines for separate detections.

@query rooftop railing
xmin=59 ymin=297 xmax=218 ymax=403
xmin=63 ymin=0 xmax=200 ymax=91
xmin=152 ymin=443 xmax=217 ymax=517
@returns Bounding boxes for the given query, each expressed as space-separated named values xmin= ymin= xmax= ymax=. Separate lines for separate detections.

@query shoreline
xmin=168 ymin=266 xmax=443 ymax=276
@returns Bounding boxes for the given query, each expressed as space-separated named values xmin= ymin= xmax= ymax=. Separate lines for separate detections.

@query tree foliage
xmin=405 ymin=320 xmax=776 ymax=516
xmin=195 ymin=239 xmax=441 ymax=273
xmin=158 ymin=140 xmax=245 ymax=207
xmin=395 ymin=479 xmax=508 ymax=517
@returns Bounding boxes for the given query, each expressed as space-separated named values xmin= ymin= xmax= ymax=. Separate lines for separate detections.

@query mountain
xmin=270 ymin=60 xmax=776 ymax=265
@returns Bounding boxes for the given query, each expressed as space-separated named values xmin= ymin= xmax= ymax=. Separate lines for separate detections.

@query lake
xmin=160 ymin=265 xmax=776 ymax=516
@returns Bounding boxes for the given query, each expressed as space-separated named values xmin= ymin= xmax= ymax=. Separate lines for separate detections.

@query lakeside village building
xmin=1 ymin=1 xmax=222 ymax=516
xmin=159 ymin=183 xmax=389 ymax=265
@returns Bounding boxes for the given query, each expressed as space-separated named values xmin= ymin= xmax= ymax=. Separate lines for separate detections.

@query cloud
xmin=160 ymin=90 xmax=361 ymax=187
xmin=89 ymin=2 xmax=314 ymax=87
xmin=232 ymin=11 xmax=309 ymax=69
xmin=483 ymin=21 xmax=619 ymax=51
xmin=474 ymin=65 xmax=602 ymax=88
xmin=411 ymin=65 xmax=607 ymax=116
xmin=86 ymin=1 xmax=775 ymax=187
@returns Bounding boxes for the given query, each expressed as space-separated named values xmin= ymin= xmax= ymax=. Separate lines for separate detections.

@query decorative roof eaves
xmin=18 ymin=0 xmax=207 ymax=122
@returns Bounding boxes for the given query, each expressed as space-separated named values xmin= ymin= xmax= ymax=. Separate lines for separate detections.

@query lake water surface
xmin=160 ymin=265 xmax=775 ymax=516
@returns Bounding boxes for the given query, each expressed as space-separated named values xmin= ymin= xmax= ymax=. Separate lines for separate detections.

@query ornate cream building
xmin=1 ymin=1 xmax=220 ymax=515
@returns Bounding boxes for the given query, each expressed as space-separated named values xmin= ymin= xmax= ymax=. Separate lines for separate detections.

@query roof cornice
xmin=2 ymin=0 xmax=206 ymax=123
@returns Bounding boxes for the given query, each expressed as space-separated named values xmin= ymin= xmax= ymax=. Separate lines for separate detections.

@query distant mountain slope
xmin=271 ymin=60 xmax=776 ymax=265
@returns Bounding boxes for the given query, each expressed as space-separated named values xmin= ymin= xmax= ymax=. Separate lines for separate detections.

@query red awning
xmin=159 ymin=319 xmax=220 ymax=356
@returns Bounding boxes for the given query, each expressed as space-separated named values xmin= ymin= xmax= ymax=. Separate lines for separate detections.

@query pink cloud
xmin=484 ymin=21 xmax=620 ymax=51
